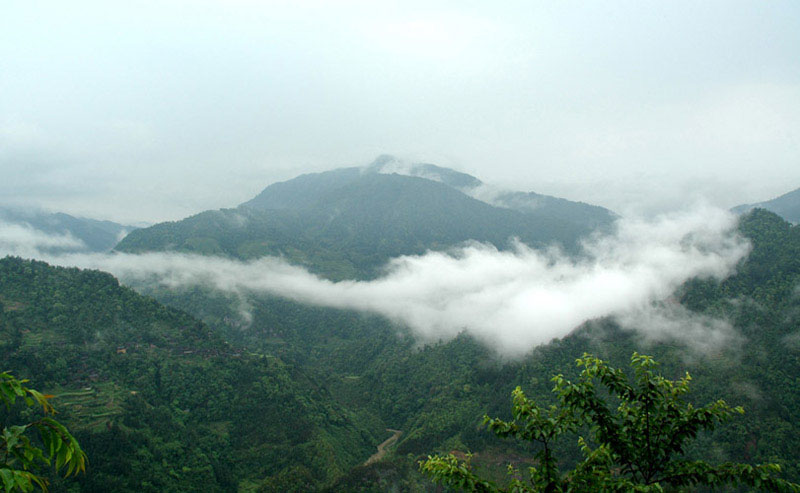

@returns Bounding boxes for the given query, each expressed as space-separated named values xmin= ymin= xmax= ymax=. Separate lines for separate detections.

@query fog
xmin=2 ymin=1 xmax=799 ymax=222
xmin=0 ymin=221 xmax=86 ymax=257
xmin=0 ymin=206 xmax=749 ymax=357
xmin=3 ymin=1 xmax=789 ymax=354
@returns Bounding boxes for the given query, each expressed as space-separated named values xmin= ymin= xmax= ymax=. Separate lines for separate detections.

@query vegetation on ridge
xmin=421 ymin=353 xmax=800 ymax=492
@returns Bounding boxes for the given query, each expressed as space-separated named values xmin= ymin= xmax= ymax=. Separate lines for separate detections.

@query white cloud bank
xmin=0 ymin=222 xmax=86 ymax=257
xmin=0 ymin=207 xmax=749 ymax=356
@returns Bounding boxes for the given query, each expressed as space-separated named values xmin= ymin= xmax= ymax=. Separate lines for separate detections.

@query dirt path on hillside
xmin=364 ymin=429 xmax=402 ymax=465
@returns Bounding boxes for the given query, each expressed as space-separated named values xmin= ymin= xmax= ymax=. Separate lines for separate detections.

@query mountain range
xmin=2 ymin=158 xmax=800 ymax=491
xmin=116 ymin=156 xmax=617 ymax=279
xmin=3 ymin=207 xmax=800 ymax=491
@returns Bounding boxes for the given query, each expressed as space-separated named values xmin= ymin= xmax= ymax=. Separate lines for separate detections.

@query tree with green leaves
xmin=421 ymin=353 xmax=800 ymax=492
xmin=1 ymin=371 xmax=87 ymax=492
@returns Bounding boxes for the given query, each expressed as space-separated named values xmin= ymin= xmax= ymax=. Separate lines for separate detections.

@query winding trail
xmin=365 ymin=429 xmax=402 ymax=465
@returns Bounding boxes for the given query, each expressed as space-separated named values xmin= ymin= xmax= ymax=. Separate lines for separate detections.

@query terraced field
xmin=50 ymin=382 xmax=127 ymax=432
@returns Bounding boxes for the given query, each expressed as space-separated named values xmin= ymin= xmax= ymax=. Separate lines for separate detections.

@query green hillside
xmin=4 ymin=206 xmax=799 ymax=491
xmin=0 ymin=257 xmax=381 ymax=492
xmin=138 ymin=209 xmax=800 ymax=490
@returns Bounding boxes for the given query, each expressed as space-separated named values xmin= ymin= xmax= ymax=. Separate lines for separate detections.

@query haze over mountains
xmin=0 ymin=156 xmax=768 ymax=358
xmin=1 ymin=156 xmax=795 ymax=357
xmin=116 ymin=156 xmax=617 ymax=279
xmin=1 ymin=156 xmax=800 ymax=490
xmin=5 ymin=156 xmax=799 ymax=266
xmin=4 ymin=1 xmax=799 ymax=490
xmin=733 ymin=186 xmax=800 ymax=223
xmin=242 ymin=155 xmax=615 ymax=229
xmin=0 ymin=206 xmax=134 ymax=255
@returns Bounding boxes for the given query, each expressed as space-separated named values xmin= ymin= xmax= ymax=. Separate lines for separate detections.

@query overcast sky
xmin=2 ymin=0 xmax=799 ymax=224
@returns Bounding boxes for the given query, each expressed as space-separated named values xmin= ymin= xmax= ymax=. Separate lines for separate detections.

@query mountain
xmin=0 ymin=206 xmax=134 ymax=252
xmin=138 ymin=208 xmax=800 ymax=491
xmin=116 ymin=156 xmax=617 ymax=279
xmin=239 ymin=156 xmax=484 ymax=212
xmin=732 ymin=186 xmax=800 ymax=223
xmin=330 ymin=208 xmax=800 ymax=489
xmin=243 ymin=154 xmax=614 ymax=226
xmin=0 ymin=256 xmax=381 ymax=491
xmin=13 ymin=158 xmax=800 ymax=490
xmin=5 ymin=204 xmax=800 ymax=491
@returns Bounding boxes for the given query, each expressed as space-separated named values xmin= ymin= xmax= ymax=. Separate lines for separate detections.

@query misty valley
xmin=1 ymin=157 xmax=800 ymax=492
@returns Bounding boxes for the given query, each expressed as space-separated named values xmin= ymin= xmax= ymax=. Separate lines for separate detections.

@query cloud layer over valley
xmin=0 ymin=207 xmax=750 ymax=356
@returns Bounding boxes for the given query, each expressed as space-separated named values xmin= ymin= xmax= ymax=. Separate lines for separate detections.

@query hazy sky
xmin=2 ymin=1 xmax=799 ymax=223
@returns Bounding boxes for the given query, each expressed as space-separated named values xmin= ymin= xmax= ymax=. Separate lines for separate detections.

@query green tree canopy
xmin=1 ymin=371 xmax=87 ymax=492
xmin=421 ymin=353 xmax=800 ymax=492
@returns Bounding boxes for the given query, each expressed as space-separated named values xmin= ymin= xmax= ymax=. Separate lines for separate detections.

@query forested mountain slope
xmin=0 ymin=257 xmax=381 ymax=492
xmin=6 ymin=206 xmax=799 ymax=491
xmin=319 ymin=208 xmax=800 ymax=490
xmin=138 ymin=209 xmax=800 ymax=491
xmin=116 ymin=158 xmax=616 ymax=279
xmin=733 ymin=186 xmax=800 ymax=223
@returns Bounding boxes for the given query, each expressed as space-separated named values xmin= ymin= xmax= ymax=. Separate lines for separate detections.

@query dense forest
xmin=2 ymin=206 xmax=799 ymax=491
xmin=135 ymin=208 xmax=800 ymax=490
xmin=0 ymin=257 xmax=382 ymax=491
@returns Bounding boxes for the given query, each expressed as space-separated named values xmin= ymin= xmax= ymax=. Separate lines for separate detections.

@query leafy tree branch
xmin=421 ymin=353 xmax=800 ymax=492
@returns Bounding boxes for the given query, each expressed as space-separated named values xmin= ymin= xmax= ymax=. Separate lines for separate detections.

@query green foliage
xmin=0 ymin=257 xmax=379 ymax=491
xmin=0 ymin=372 xmax=87 ymax=492
xmin=3 ymin=205 xmax=800 ymax=492
xmin=114 ymin=208 xmax=800 ymax=490
xmin=421 ymin=353 xmax=800 ymax=492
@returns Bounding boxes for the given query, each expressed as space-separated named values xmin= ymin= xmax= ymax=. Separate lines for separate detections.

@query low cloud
xmin=0 ymin=207 xmax=749 ymax=357
xmin=0 ymin=221 xmax=86 ymax=257
xmin=616 ymin=303 xmax=740 ymax=353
